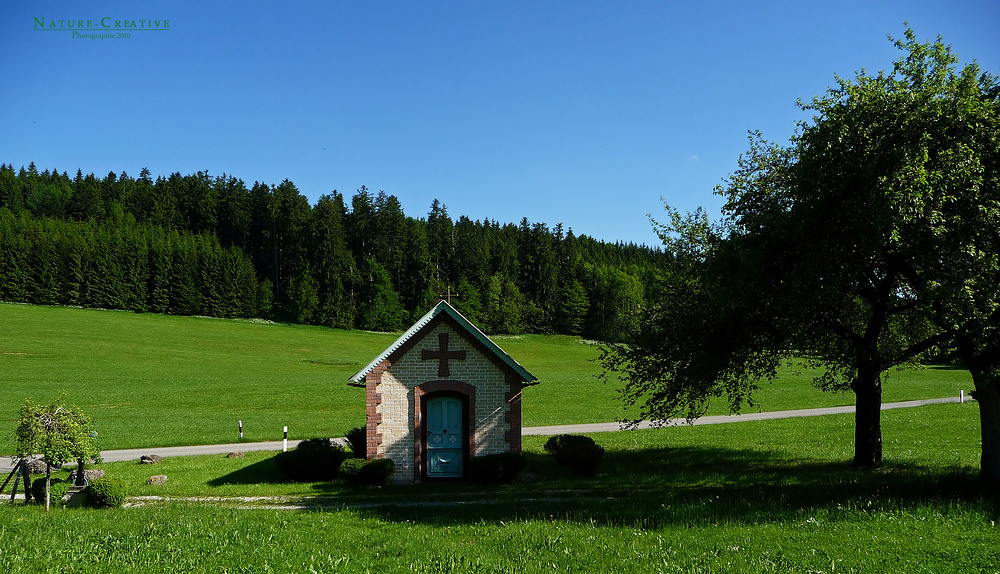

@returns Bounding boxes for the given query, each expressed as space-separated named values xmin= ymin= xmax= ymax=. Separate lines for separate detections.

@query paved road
xmin=0 ymin=396 xmax=966 ymax=474
xmin=522 ymin=396 xmax=963 ymax=435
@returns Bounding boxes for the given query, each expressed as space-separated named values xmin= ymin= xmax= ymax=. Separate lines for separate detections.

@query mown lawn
xmin=0 ymin=303 xmax=973 ymax=453
xmin=2 ymin=403 xmax=995 ymax=573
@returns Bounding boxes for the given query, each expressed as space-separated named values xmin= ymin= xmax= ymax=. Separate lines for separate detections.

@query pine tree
xmin=170 ymin=236 xmax=201 ymax=315
xmin=57 ymin=225 xmax=89 ymax=306
xmin=357 ymin=258 xmax=404 ymax=332
xmin=452 ymin=277 xmax=483 ymax=326
xmin=0 ymin=211 xmax=31 ymax=302
xmin=288 ymin=266 xmax=320 ymax=324
xmin=555 ymin=279 xmax=590 ymax=336
xmin=312 ymin=193 xmax=356 ymax=329
xmin=68 ymin=173 xmax=106 ymax=221
xmin=399 ymin=219 xmax=432 ymax=317
xmin=147 ymin=228 xmax=173 ymax=314
xmin=427 ymin=199 xmax=454 ymax=286
xmin=271 ymin=180 xmax=312 ymax=315
xmin=29 ymin=219 xmax=60 ymax=305
xmin=373 ymin=191 xmax=407 ymax=292
xmin=121 ymin=224 xmax=149 ymax=312
xmin=0 ymin=164 xmax=25 ymax=213
xmin=216 ymin=174 xmax=251 ymax=249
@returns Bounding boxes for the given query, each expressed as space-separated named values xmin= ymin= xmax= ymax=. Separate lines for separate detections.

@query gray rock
xmin=146 ymin=475 xmax=169 ymax=485
xmin=24 ymin=459 xmax=49 ymax=475
xmin=140 ymin=454 xmax=163 ymax=465
xmin=67 ymin=468 xmax=105 ymax=483
xmin=226 ymin=452 xmax=245 ymax=458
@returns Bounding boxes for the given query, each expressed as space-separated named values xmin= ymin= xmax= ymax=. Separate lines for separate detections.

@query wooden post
xmin=3 ymin=460 xmax=25 ymax=502
xmin=75 ymin=458 xmax=87 ymax=487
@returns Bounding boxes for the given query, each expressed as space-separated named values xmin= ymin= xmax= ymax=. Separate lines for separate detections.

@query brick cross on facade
xmin=421 ymin=332 xmax=467 ymax=378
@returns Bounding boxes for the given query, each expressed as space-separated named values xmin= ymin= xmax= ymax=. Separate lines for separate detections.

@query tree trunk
xmin=971 ymin=367 xmax=1000 ymax=485
xmin=851 ymin=366 xmax=883 ymax=468
xmin=44 ymin=462 xmax=51 ymax=513
xmin=22 ymin=460 xmax=31 ymax=504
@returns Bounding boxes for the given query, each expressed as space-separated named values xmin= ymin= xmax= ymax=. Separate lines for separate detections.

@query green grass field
xmin=2 ymin=403 xmax=994 ymax=573
xmin=0 ymin=303 xmax=973 ymax=453
xmin=1 ymin=303 xmax=995 ymax=573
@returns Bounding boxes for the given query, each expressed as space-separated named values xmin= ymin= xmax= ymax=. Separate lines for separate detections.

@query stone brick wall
xmin=370 ymin=321 xmax=516 ymax=484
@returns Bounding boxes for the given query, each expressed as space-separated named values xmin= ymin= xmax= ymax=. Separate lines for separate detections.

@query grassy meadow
xmin=0 ymin=302 xmax=973 ymax=453
xmin=1 ymin=403 xmax=995 ymax=573
xmin=1 ymin=303 xmax=996 ymax=573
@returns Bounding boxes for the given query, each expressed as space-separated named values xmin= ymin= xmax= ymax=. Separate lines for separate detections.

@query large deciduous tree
xmin=894 ymin=35 xmax=1000 ymax=479
xmin=602 ymin=28 xmax=998 ymax=471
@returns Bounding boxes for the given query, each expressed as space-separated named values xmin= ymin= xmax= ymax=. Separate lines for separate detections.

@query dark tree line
xmin=0 ymin=209 xmax=262 ymax=318
xmin=0 ymin=163 xmax=669 ymax=339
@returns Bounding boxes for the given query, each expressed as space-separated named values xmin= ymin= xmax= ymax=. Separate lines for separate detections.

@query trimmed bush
xmin=275 ymin=438 xmax=352 ymax=482
xmin=468 ymin=452 xmax=527 ymax=485
xmin=361 ymin=458 xmax=395 ymax=487
xmin=339 ymin=458 xmax=366 ymax=484
xmin=30 ymin=477 xmax=70 ymax=505
xmin=341 ymin=457 xmax=395 ymax=487
xmin=345 ymin=426 xmax=367 ymax=459
xmin=86 ymin=476 xmax=128 ymax=508
xmin=544 ymin=434 xmax=606 ymax=476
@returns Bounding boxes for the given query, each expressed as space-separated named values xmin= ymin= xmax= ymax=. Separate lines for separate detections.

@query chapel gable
xmin=349 ymin=301 xmax=537 ymax=484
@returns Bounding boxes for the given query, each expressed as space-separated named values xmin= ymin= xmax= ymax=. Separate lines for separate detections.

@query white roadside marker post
xmin=283 ymin=426 xmax=288 ymax=452
xmin=239 ymin=420 xmax=243 ymax=440
xmin=961 ymin=390 xmax=965 ymax=404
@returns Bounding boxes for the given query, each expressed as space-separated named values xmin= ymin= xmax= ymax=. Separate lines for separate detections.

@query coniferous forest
xmin=0 ymin=163 xmax=670 ymax=340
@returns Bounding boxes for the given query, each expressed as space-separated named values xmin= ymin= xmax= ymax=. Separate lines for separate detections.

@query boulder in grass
xmin=24 ymin=459 xmax=50 ymax=475
xmin=67 ymin=468 xmax=106 ymax=483
xmin=226 ymin=452 xmax=245 ymax=459
xmin=140 ymin=455 xmax=163 ymax=465
xmin=146 ymin=475 xmax=168 ymax=485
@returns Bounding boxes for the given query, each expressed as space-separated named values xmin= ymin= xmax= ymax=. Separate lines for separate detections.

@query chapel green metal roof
xmin=348 ymin=300 xmax=537 ymax=385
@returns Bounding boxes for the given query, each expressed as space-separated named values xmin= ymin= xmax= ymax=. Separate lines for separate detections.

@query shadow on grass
xmin=320 ymin=445 xmax=997 ymax=528
xmin=207 ymin=456 xmax=292 ymax=486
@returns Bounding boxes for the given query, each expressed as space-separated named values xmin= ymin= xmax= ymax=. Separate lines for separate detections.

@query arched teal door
xmin=426 ymin=395 xmax=464 ymax=478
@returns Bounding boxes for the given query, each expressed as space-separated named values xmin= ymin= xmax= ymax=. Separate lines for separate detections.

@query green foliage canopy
xmin=15 ymin=394 xmax=100 ymax=510
xmin=602 ymin=27 xmax=999 ymax=471
xmin=15 ymin=394 xmax=99 ymax=467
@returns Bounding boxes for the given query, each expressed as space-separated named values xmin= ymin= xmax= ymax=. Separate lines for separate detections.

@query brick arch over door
xmin=414 ymin=380 xmax=476 ymax=482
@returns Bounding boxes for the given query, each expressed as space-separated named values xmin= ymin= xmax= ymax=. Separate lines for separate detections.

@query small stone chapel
xmin=349 ymin=300 xmax=538 ymax=484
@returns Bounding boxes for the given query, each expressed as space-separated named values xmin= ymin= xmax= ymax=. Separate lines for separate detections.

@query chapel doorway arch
xmin=415 ymin=381 xmax=475 ymax=482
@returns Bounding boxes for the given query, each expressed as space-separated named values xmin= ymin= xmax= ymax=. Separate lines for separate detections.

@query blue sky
xmin=2 ymin=1 xmax=997 ymax=246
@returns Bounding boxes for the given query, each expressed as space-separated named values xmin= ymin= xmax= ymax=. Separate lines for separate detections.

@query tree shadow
xmin=207 ymin=456 xmax=291 ymax=486
xmin=928 ymin=364 xmax=967 ymax=371
xmin=320 ymin=445 xmax=996 ymax=528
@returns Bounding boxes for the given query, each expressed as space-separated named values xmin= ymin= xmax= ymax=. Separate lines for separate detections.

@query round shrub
xmin=345 ymin=426 xmax=367 ymax=459
xmin=86 ymin=476 xmax=128 ymax=508
xmin=544 ymin=434 xmax=606 ymax=476
xmin=469 ymin=452 xmax=527 ymax=485
xmin=276 ymin=438 xmax=352 ymax=482
xmin=339 ymin=458 xmax=366 ymax=484
xmin=341 ymin=457 xmax=395 ymax=487
xmin=360 ymin=458 xmax=395 ymax=487
xmin=30 ymin=477 xmax=70 ymax=504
